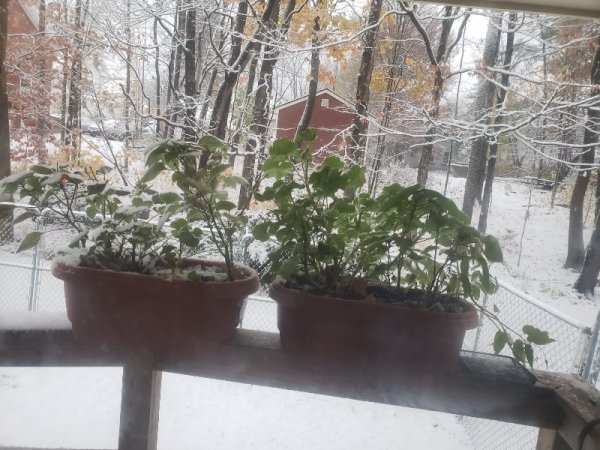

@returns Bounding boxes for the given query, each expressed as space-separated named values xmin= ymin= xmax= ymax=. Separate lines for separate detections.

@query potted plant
xmin=253 ymin=131 xmax=552 ymax=369
xmin=0 ymin=136 xmax=259 ymax=354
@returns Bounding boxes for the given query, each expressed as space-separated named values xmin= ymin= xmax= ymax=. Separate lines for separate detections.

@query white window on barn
xmin=321 ymin=98 xmax=329 ymax=108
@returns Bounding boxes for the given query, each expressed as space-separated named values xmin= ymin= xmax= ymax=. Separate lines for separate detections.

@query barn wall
xmin=276 ymin=92 xmax=354 ymax=158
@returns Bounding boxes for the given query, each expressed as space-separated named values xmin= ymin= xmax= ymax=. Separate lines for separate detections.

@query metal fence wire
xmin=460 ymin=281 xmax=593 ymax=450
xmin=2 ymin=210 xmax=600 ymax=450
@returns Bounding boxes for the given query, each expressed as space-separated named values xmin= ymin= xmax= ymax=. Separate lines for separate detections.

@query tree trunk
xmin=153 ymin=15 xmax=161 ymax=134
xmin=462 ymin=14 xmax=501 ymax=221
xmin=183 ymin=0 xmax=197 ymax=142
xmin=576 ymin=168 xmax=600 ymax=295
xmin=415 ymin=6 xmax=455 ymax=187
xmin=165 ymin=0 xmax=185 ymax=138
xmin=198 ymin=16 xmax=227 ymax=125
xmin=237 ymin=0 xmax=296 ymax=210
xmin=0 ymin=0 xmax=12 ymax=241
xmin=36 ymin=0 xmax=48 ymax=138
xmin=124 ymin=0 xmax=131 ymax=170
xmin=230 ymin=52 xmax=259 ymax=165
xmin=207 ymin=0 xmax=255 ymax=144
xmin=65 ymin=0 xmax=83 ymax=159
xmin=479 ymin=12 xmax=517 ymax=233
xmin=294 ymin=16 xmax=321 ymax=139
xmin=60 ymin=0 xmax=68 ymax=142
xmin=569 ymin=39 xmax=600 ymax=276
xmin=349 ymin=0 xmax=383 ymax=164
xmin=368 ymin=16 xmax=406 ymax=195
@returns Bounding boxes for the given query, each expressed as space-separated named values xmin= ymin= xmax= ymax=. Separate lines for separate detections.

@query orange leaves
xmin=318 ymin=67 xmax=336 ymax=86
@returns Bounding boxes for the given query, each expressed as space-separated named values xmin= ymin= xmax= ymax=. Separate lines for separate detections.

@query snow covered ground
xmin=1 ymin=167 xmax=599 ymax=449
xmin=0 ymin=367 xmax=473 ymax=449
xmin=384 ymin=167 xmax=598 ymax=327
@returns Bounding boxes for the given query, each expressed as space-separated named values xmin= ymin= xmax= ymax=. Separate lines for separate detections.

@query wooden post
xmin=537 ymin=428 xmax=571 ymax=450
xmin=118 ymin=351 xmax=162 ymax=450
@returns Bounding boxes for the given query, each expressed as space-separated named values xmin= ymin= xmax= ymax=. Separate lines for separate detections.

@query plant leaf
xmin=522 ymin=325 xmax=554 ymax=345
xmin=86 ymin=206 xmax=97 ymax=219
xmin=159 ymin=192 xmax=182 ymax=204
xmin=13 ymin=211 xmax=37 ymax=225
xmin=17 ymin=231 xmax=43 ymax=252
xmin=216 ymin=201 xmax=236 ymax=211
xmin=198 ymin=135 xmax=226 ymax=150
xmin=253 ymin=222 xmax=271 ymax=241
xmin=263 ymin=158 xmax=293 ymax=179
xmin=30 ymin=165 xmax=54 ymax=175
xmin=524 ymin=343 xmax=534 ymax=367
xmin=270 ymin=138 xmax=298 ymax=157
xmin=512 ymin=339 xmax=526 ymax=362
xmin=483 ymin=235 xmax=504 ymax=263
xmin=141 ymin=162 xmax=167 ymax=183
xmin=296 ymin=128 xmax=317 ymax=142
xmin=222 ymin=175 xmax=248 ymax=187
xmin=493 ymin=331 xmax=508 ymax=354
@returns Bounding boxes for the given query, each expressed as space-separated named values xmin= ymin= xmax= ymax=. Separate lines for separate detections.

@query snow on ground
xmin=0 ymin=368 xmax=472 ymax=449
xmin=432 ymin=171 xmax=597 ymax=327
xmin=2 ymin=165 xmax=599 ymax=449
xmin=381 ymin=166 xmax=598 ymax=326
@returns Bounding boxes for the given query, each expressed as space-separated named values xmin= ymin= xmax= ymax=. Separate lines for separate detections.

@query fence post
xmin=583 ymin=309 xmax=600 ymax=384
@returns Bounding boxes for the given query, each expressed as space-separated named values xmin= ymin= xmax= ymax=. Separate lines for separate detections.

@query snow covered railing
xmin=1 ymin=312 xmax=600 ymax=450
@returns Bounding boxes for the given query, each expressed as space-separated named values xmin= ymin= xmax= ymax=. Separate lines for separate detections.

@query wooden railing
xmin=1 ymin=312 xmax=600 ymax=450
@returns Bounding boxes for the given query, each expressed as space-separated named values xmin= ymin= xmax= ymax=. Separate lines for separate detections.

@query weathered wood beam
xmin=0 ymin=316 xmax=563 ymax=429
xmin=0 ymin=327 xmax=124 ymax=366
xmin=540 ymin=373 xmax=600 ymax=450
xmin=157 ymin=330 xmax=563 ymax=428
xmin=412 ymin=0 xmax=600 ymax=20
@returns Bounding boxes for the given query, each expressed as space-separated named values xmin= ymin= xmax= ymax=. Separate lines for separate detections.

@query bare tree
xmin=237 ymin=0 xmax=298 ymax=209
xmin=462 ymin=14 xmax=502 ymax=221
xmin=207 ymin=0 xmax=258 ymax=144
xmin=478 ymin=12 xmax=518 ymax=233
xmin=349 ymin=0 xmax=384 ymax=164
xmin=65 ymin=0 xmax=91 ymax=159
xmin=0 ymin=0 xmax=11 ymax=240
xmin=295 ymin=15 xmax=321 ymax=139
xmin=571 ymin=39 xmax=600 ymax=286
xmin=183 ymin=0 xmax=197 ymax=141
xmin=403 ymin=4 xmax=469 ymax=187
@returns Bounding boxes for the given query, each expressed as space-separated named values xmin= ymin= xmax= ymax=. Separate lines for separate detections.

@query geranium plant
xmin=0 ymin=135 xmax=249 ymax=281
xmin=253 ymin=131 xmax=553 ymax=366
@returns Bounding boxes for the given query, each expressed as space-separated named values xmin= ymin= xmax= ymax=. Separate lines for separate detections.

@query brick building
xmin=7 ymin=0 xmax=41 ymax=129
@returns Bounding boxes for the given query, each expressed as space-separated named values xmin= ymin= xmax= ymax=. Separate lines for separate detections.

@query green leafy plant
xmin=253 ymin=132 xmax=553 ymax=366
xmin=0 ymin=136 xmax=249 ymax=281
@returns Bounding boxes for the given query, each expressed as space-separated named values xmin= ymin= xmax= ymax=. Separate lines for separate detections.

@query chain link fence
xmin=460 ymin=281 xmax=593 ymax=449
xmin=1 ymin=210 xmax=600 ymax=449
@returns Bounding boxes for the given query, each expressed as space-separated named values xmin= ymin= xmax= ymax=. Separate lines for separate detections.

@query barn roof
xmin=274 ymin=88 xmax=355 ymax=113
xmin=15 ymin=0 xmax=39 ymax=31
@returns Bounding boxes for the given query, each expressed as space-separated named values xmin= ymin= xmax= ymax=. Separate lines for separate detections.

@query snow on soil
xmin=2 ymin=166 xmax=599 ymax=449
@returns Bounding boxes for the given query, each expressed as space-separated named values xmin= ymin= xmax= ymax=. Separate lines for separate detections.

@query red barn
xmin=274 ymin=88 xmax=355 ymax=157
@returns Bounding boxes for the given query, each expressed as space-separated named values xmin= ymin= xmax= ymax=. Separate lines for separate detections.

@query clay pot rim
xmin=52 ymin=258 xmax=259 ymax=289
xmin=269 ymin=280 xmax=479 ymax=324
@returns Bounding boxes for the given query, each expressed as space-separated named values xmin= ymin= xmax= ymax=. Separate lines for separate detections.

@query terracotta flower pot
xmin=53 ymin=260 xmax=259 ymax=355
xmin=269 ymin=282 xmax=479 ymax=369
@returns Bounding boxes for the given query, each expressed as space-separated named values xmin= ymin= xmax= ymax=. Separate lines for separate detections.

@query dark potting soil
xmin=281 ymin=275 xmax=470 ymax=313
